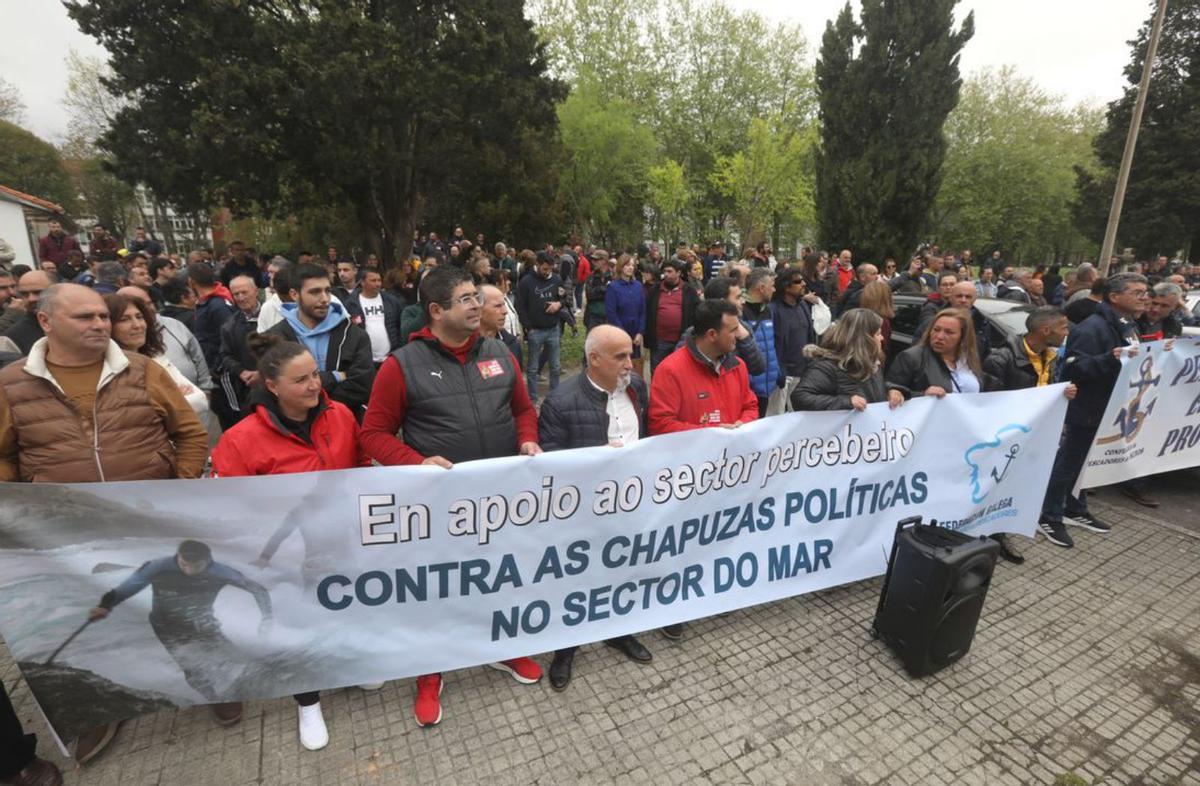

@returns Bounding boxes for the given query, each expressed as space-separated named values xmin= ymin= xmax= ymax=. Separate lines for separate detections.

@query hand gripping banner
xmin=0 ymin=387 xmax=1067 ymax=739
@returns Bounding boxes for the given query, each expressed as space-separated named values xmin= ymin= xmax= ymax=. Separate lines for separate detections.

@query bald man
xmin=3 ymin=270 xmax=56 ymax=355
xmin=536 ymin=324 xmax=652 ymax=689
xmin=478 ymin=284 xmax=522 ymax=368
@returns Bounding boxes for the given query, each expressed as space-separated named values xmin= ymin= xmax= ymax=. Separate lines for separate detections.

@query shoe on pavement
xmin=990 ymin=534 xmax=1026 ymax=565
xmin=357 ymin=681 xmax=385 ymax=691
xmin=1037 ymin=518 xmax=1074 ymax=548
xmin=414 ymin=674 xmax=443 ymax=727
xmin=488 ymin=657 xmax=542 ymax=684
xmin=1065 ymin=511 xmax=1111 ymax=533
xmin=7 ymin=758 xmax=62 ymax=786
xmin=211 ymin=702 xmax=243 ymax=726
xmin=548 ymin=651 xmax=574 ymax=691
xmin=297 ymin=702 xmax=328 ymax=751
xmin=606 ymin=635 xmax=653 ymax=663
xmin=1120 ymin=486 xmax=1159 ymax=508
xmin=661 ymin=623 xmax=684 ymax=641
xmin=74 ymin=721 xmax=119 ymax=765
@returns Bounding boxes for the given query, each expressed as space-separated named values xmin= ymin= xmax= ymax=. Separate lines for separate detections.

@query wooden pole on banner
xmin=1098 ymin=0 xmax=1169 ymax=277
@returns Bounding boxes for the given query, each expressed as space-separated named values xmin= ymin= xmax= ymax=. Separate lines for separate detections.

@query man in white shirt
xmin=536 ymin=324 xmax=652 ymax=690
xmin=344 ymin=269 xmax=401 ymax=366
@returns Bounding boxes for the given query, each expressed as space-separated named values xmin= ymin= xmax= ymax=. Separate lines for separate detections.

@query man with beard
xmin=539 ymin=325 xmax=653 ymax=688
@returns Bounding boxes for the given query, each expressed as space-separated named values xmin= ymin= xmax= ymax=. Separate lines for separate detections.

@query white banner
xmin=1078 ymin=337 xmax=1200 ymax=490
xmin=0 ymin=386 xmax=1067 ymax=739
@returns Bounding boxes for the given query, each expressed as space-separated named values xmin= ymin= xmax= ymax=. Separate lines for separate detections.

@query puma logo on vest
xmin=430 ymin=370 xmax=443 ymax=379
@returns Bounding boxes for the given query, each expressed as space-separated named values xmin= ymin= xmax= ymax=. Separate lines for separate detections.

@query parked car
xmin=1183 ymin=293 xmax=1200 ymax=336
xmin=886 ymin=295 xmax=1034 ymax=366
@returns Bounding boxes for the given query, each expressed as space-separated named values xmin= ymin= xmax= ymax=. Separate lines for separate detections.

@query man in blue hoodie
xmin=266 ymin=263 xmax=375 ymax=416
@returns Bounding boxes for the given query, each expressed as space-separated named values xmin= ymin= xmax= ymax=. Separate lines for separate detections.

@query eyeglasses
xmin=1126 ymin=289 xmax=1150 ymax=298
xmin=441 ymin=292 xmax=482 ymax=307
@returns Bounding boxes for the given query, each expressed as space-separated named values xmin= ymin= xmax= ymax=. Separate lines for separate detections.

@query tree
xmin=1074 ymin=0 xmax=1200 ymax=259
xmin=67 ymin=0 xmax=566 ymax=265
xmin=646 ymin=159 xmax=690 ymax=246
xmin=0 ymin=77 xmax=25 ymax=126
xmin=815 ymin=0 xmax=973 ymax=262
xmin=933 ymin=68 xmax=1099 ymax=265
xmin=556 ymin=84 xmax=659 ymax=248
xmin=533 ymin=0 xmax=815 ymax=247
xmin=0 ymin=121 xmax=76 ymax=214
xmin=710 ymin=118 xmax=815 ymax=247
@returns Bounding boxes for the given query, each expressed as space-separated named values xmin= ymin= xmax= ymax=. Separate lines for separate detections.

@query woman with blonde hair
xmin=885 ymin=307 xmax=995 ymax=405
xmin=791 ymin=308 xmax=897 ymax=412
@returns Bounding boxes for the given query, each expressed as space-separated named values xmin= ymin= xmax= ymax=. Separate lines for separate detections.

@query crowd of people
xmin=0 ymin=222 xmax=1195 ymax=785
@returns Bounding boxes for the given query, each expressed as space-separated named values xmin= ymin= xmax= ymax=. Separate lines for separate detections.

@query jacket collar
xmin=253 ymin=389 xmax=332 ymax=443
xmin=684 ymin=334 xmax=738 ymax=375
xmin=23 ymin=338 xmax=130 ymax=394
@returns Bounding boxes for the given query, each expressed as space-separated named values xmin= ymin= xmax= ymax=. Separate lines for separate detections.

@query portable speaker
xmin=871 ymin=517 xmax=1000 ymax=677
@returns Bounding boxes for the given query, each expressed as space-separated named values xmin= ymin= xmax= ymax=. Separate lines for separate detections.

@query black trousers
xmin=0 ymin=682 xmax=36 ymax=778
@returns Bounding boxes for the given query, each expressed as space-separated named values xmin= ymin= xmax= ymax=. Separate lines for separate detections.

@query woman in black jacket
xmin=886 ymin=307 xmax=997 ymax=402
xmin=792 ymin=308 xmax=897 ymax=412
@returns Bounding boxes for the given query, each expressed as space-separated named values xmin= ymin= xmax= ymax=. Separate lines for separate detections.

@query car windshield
xmin=988 ymin=309 xmax=1030 ymax=338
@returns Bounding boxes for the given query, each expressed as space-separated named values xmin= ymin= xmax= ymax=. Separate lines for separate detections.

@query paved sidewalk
xmin=4 ymin=490 xmax=1198 ymax=786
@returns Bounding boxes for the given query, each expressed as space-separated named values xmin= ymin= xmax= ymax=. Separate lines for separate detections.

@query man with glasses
xmin=2 ymin=271 xmax=57 ymax=355
xmin=1038 ymin=273 xmax=1149 ymax=548
xmin=361 ymin=266 xmax=543 ymax=728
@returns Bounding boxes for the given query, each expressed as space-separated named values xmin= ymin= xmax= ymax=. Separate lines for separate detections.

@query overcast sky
xmin=1 ymin=0 xmax=1152 ymax=144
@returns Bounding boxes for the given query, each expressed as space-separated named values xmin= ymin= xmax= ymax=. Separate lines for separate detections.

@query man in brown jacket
xmin=0 ymin=283 xmax=209 ymax=765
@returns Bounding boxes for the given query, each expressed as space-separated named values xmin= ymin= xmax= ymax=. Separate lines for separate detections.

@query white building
xmin=0 ymin=184 xmax=64 ymax=269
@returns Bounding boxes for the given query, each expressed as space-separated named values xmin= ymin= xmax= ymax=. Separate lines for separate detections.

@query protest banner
xmin=1077 ymin=337 xmax=1200 ymax=491
xmin=0 ymin=387 xmax=1067 ymax=740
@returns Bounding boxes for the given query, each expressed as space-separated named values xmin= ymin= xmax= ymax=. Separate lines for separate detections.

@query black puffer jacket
xmin=537 ymin=371 xmax=648 ymax=451
xmin=791 ymin=352 xmax=888 ymax=411
xmin=886 ymin=343 xmax=998 ymax=397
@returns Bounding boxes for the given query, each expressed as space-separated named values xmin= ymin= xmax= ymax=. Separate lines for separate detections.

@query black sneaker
xmin=1065 ymin=512 xmax=1111 ymax=533
xmin=1037 ymin=518 xmax=1074 ymax=548
xmin=661 ymin=623 xmax=684 ymax=641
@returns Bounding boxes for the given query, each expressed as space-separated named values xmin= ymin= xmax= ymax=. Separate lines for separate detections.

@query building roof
xmin=0 ymin=184 xmax=64 ymax=215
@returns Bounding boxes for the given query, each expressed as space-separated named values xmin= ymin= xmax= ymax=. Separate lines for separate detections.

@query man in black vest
xmin=361 ymin=266 xmax=543 ymax=728
xmin=538 ymin=325 xmax=653 ymax=690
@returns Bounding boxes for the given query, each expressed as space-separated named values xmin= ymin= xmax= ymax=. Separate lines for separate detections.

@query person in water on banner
xmin=0 ymin=282 xmax=207 ymax=765
xmin=88 ymin=540 xmax=272 ymax=725
xmin=537 ymin=325 xmax=654 ymax=690
xmin=648 ymin=298 xmax=759 ymax=640
xmin=360 ymin=265 xmax=544 ymax=727
xmin=211 ymin=333 xmax=374 ymax=750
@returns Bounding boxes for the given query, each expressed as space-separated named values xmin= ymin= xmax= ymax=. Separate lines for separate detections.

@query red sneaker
xmin=413 ymin=673 xmax=443 ymax=727
xmin=488 ymin=657 xmax=542 ymax=684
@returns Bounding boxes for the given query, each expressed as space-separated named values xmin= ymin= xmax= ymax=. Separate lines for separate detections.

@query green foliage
xmin=815 ymin=0 xmax=973 ymax=262
xmin=933 ymin=67 xmax=1100 ymax=264
xmin=556 ymin=84 xmax=659 ymax=248
xmin=67 ymin=0 xmax=566 ymax=265
xmin=532 ymin=0 xmax=814 ymax=247
xmin=647 ymin=159 xmax=691 ymax=247
xmin=0 ymin=121 xmax=76 ymax=214
xmin=1074 ymin=0 xmax=1200 ymax=258
xmin=711 ymin=118 xmax=815 ymax=246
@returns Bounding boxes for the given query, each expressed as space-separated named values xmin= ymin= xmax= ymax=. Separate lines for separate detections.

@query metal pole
xmin=1098 ymin=0 xmax=1169 ymax=277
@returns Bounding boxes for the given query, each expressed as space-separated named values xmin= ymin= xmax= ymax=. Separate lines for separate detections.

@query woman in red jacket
xmin=211 ymin=335 xmax=370 ymax=752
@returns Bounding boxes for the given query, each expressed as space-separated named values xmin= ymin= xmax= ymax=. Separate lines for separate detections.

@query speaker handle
xmin=871 ymin=515 xmax=924 ymax=638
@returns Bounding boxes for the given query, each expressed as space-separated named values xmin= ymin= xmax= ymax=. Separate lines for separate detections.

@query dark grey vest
xmin=394 ymin=336 xmax=519 ymax=463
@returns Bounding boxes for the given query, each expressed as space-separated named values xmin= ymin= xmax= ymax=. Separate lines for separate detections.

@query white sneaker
xmin=298 ymin=702 xmax=329 ymax=751
xmin=357 ymin=681 xmax=385 ymax=691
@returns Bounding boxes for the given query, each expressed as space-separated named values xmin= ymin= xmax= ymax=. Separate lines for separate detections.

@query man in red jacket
xmin=649 ymin=298 xmax=759 ymax=435
xmin=648 ymin=298 xmax=758 ymax=641
xmin=360 ymin=266 xmax=543 ymax=728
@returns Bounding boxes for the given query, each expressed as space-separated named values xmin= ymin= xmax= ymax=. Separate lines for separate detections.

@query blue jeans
xmin=1041 ymin=421 xmax=1098 ymax=522
xmin=526 ymin=327 xmax=561 ymax=400
xmin=650 ymin=339 xmax=677 ymax=372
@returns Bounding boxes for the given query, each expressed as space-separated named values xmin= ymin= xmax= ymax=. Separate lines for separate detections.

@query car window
xmin=987 ymin=309 xmax=1030 ymax=339
xmin=892 ymin=301 xmax=922 ymax=336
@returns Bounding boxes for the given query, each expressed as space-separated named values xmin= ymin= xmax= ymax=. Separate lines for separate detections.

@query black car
xmin=887 ymin=295 xmax=1034 ymax=364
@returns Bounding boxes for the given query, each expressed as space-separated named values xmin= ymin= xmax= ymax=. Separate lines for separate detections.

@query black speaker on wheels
xmin=871 ymin=516 xmax=1000 ymax=677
